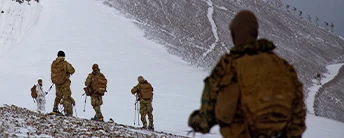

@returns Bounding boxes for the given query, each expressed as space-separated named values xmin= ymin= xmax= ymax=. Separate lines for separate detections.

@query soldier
xmin=315 ymin=73 xmax=321 ymax=85
xmin=330 ymin=23 xmax=334 ymax=32
xmin=85 ymin=64 xmax=107 ymax=121
xmin=131 ymin=76 xmax=154 ymax=130
xmin=35 ymin=79 xmax=47 ymax=112
xmin=188 ymin=10 xmax=306 ymax=138
xmin=50 ymin=50 xmax=75 ymax=116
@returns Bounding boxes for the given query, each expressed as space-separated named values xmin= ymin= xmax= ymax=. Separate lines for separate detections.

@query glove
xmin=188 ymin=110 xmax=211 ymax=134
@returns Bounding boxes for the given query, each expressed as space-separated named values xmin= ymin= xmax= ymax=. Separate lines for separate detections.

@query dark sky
xmin=281 ymin=0 xmax=344 ymax=37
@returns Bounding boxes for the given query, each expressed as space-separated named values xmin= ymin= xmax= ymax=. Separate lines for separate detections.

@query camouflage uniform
xmin=85 ymin=66 xmax=106 ymax=119
xmin=52 ymin=57 xmax=75 ymax=116
xmin=188 ymin=11 xmax=306 ymax=138
xmin=131 ymin=77 xmax=154 ymax=129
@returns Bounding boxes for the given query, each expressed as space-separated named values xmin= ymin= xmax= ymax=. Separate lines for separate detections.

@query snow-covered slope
xmin=103 ymin=0 xmax=344 ymax=125
xmin=103 ymin=0 xmax=344 ymax=93
xmin=0 ymin=0 xmax=344 ymax=137
xmin=0 ymin=0 xmax=41 ymax=56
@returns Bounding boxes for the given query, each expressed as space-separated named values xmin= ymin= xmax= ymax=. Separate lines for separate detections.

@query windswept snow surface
xmin=0 ymin=0 xmax=42 ymax=56
xmin=304 ymin=114 xmax=344 ymax=138
xmin=307 ymin=63 xmax=344 ymax=114
xmin=0 ymin=0 xmax=344 ymax=137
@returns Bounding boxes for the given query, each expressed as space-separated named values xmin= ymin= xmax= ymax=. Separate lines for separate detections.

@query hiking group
xmin=31 ymin=50 xmax=155 ymax=130
xmin=30 ymin=10 xmax=308 ymax=137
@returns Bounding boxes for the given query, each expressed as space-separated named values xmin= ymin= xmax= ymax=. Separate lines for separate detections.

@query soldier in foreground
xmin=131 ymin=76 xmax=154 ymax=131
xmin=188 ymin=10 xmax=306 ymax=138
xmin=50 ymin=50 xmax=75 ymax=116
xmin=85 ymin=64 xmax=108 ymax=121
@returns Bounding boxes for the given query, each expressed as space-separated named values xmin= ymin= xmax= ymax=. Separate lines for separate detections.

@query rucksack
xmin=51 ymin=60 xmax=67 ymax=85
xmin=84 ymin=87 xmax=93 ymax=96
xmin=235 ymin=53 xmax=295 ymax=134
xmin=31 ymin=85 xmax=37 ymax=98
xmin=92 ymin=73 xmax=107 ymax=96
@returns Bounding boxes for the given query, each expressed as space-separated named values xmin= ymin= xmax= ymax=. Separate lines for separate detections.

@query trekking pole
xmin=137 ymin=101 xmax=140 ymax=126
xmin=83 ymin=95 xmax=87 ymax=112
xmin=74 ymin=105 xmax=78 ymax=117
xmin=47 ymin=84 xmax=54 ymax=92
xmin=134 ymin=102 xmax=137 ymax=125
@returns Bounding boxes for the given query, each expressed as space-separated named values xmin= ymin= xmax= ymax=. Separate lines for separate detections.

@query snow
xmin=0 ymin=0 xmax=42 ymax=56
xmin=307 ymin=63 xmax=344 ymax=114
xmin=202 ymin=0 xmax=220 ymax=59
xmin=340 ymin=36 xmax=344 ymax=40
xmin=305 ymin=114 xmax=344 ymax=138
xmin=0 ymin=0 xmax=343 ymax=137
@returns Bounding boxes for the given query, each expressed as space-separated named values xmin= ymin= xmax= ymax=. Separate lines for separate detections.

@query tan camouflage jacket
xmin=85 ymin=70 xmax=105 ymax=96
xmin=131 ymin=80 xmax=154 ymax=100
xmin=55 ymin=57 xmax=75 ymax=79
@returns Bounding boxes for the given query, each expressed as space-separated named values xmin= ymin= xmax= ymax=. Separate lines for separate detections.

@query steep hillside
xmin=103 ymin=0 xmax=344 ymax=93
xmin=315 ymin=64 xmax=344 ymax=122
xmin=0 ymin=105 xmax=186 ymax=137
xmin=0 ymin=0 xmax=41 ymax=56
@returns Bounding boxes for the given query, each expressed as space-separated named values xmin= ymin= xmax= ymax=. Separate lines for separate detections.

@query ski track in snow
xmin=307 ymin=63 xmax=344 ymax=114
xmin=202 ymin=0 xmax=220 ymax=59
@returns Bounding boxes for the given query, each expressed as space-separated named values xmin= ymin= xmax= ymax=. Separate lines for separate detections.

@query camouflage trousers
xmin=91 ymin=94 xmax=103 ymax=118
xmin=140 ymin=99 xmax=153 ymax=127
xmin=53 ymin=80 xmax=73 ymax=115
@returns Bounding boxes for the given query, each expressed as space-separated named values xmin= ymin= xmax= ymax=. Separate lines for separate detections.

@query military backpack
xmin=51 ymin=60 xmax=67 ymax=85
xmin=91 ymin=73 xmax=107 ymax=96
xmin=235 ymin=52 xmax=295 ymax=134
xmin=31 ymin=85 xmax=37 ymax=99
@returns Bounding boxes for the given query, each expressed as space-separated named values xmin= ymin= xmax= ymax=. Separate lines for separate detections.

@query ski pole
xmin=83 ymin=95 xmax=87 ymax=112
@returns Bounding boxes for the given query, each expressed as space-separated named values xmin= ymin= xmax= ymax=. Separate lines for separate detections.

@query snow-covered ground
xmin=0 ymin=0 xmax=344 ymax=137
xmin=0 ymin=0 xmax=42 ymax=56
xmin=307 ymin=63 xmax=344 ymax=114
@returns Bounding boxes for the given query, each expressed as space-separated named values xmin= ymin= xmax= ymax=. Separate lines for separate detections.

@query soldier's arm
xmin=288 ymin=65 xmax=306 ymax=137
xmin=85 ymin=74 xmax=92 ymax=87
xmin=200 ymin=56 xmax=229 ymax=124
xmin=131 ymin=84 xmax=139 ymax=94
xmin=189 ymin=56 xmax=229 ymax=133
xmin=66 ymin=61 xmax=75 ymax=75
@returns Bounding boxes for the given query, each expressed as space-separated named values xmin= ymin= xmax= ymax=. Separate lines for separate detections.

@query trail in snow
xmin=306 ymin=63 xmax=344 ymax=114
xmin=201 ymin=0 xmax=220 ymax=59
xmin=0 ymin=0 xmax=42 ymax=56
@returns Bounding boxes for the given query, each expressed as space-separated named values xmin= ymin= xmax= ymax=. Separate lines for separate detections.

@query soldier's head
xmin=38 ymin=79 xmax=43 ymax=86
xmin=57 ymin=50 xmax=65 ymax=57
xmin=92 ymin=63 xmax=99 ymax=71
xmin=230 ymin=10 xmax=258 ymax=47
xmin=138 ymin=76 xmax=144 ymax=83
